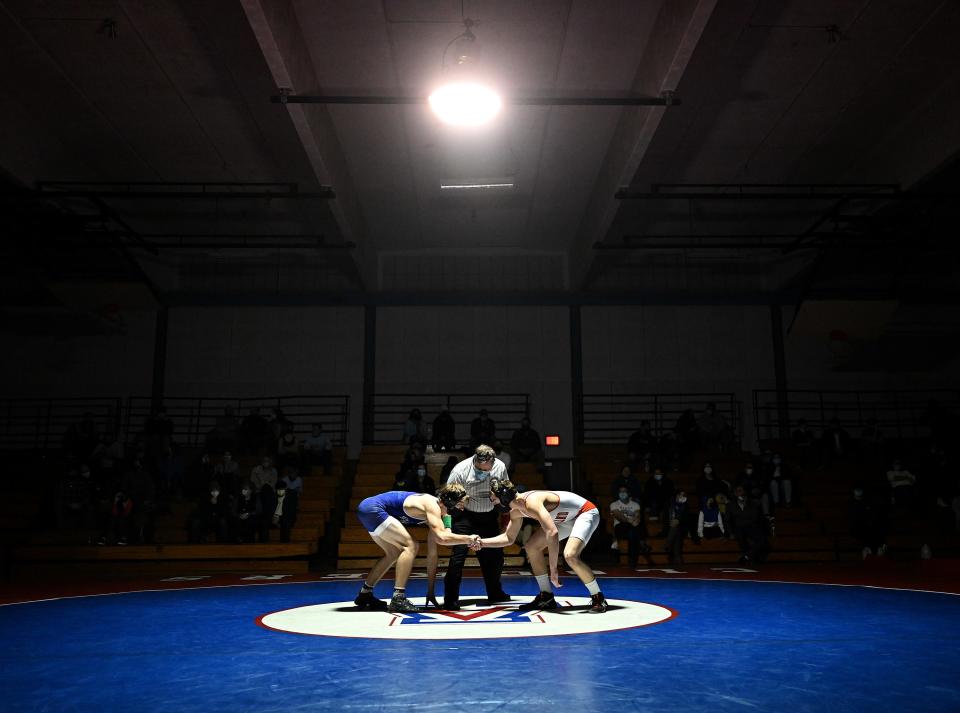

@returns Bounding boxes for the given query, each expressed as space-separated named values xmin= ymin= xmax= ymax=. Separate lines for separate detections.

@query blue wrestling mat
xmin=2 ymin=575 xmax=959 ymax=712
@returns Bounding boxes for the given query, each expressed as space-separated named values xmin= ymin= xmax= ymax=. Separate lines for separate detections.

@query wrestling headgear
xmin=490 ymin=478 xmax=517 ymax=509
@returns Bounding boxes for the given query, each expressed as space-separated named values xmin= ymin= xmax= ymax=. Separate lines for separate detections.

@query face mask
xmin=677 ymin=497 xmax=687 ymax=504
xmin=704 ymin=467 xmax=713 ymax=475
xmin=241 ymin=489 xmax=251 ymax=497
xmin=211 ymin=490 xmax=219 ymax=497
xmin=417 ymin=468 xmax=426 ymax=477
xmin=618 ymin=493 xmax=629 ymax=502
xmin=474 ymin=468 xmax=489 ymax=481
xmin=745 ymin=468 xmax=753 ymax=475
xmin=277 ymin=490 xmax=286 ymax=498
xmin=654 ymin=474 xmax=662 ymax=481
xmin=738 ymin=496 xmax=746 ymax=503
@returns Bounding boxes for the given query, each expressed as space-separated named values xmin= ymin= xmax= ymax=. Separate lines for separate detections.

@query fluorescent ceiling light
xmin=428 ymin=82 xmax=502 ymax=127
xmin=440 ymin=182 xmax=514 ymax=190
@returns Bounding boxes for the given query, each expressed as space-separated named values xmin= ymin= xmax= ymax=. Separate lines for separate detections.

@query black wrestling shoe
xmin=518 ymin=591 xmax=558 ymax=611
xmin=487 ymin=592 xmax=512 ymax=605
xmin=589 ymin=593 xmax=609 ymax=613
xmin=353 ymin=591 xmax=388 ymax=610
xmin=442 ymin=601 xmax=461 ymax=611
xmin=388 ymin=594 xmax=421 ymax=613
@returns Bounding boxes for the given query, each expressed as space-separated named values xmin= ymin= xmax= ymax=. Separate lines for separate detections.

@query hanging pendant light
xmin=428 ymin=18 xmax=501 ymax=127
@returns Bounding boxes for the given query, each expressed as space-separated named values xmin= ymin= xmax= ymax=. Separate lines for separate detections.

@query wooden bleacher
xmin=336 ymin=445 xmax=545 ymax=570
xmin=4 ymin=448 xmax=348 ymax=577
xmin=581 ymin=444 xmax=960 ymax=564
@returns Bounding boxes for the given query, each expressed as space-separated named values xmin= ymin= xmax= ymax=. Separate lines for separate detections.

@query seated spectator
xmin=276 ymin=432 xmax=301 ymax=470
xmin=609 ymin=486 xmax=652 ymax=567
xmin=510 ymin=417 xmax=543 ymax=468
xmin=401 ymin=408 xmax=427 ymax=447
xmin=415 ymin=464 xmax=435 ymax=495
xmin=269 ymin=408 xmax=295 ymax=443
xmin=886 ymin=459 xmax=917 ymax=508
xmin=302 ymin=423 xmax=333 ymax=475
xmin=726 ymin=485 xmax=768 ymax=564
xmin=626 ymin=421 xmax=657 ymax=465
xmin=268 ymin=479 xmax=299 ymax=543
xmin=697 ymin=497 xmax=725 ymax=540
xmin=214 ymin=450 xmax=241 ymax=498
xmin=107 ymin=489 xmax=135 ymax=545
xmin=610 ymin=465 xmax=644 ymax=503
xmin=791 ymin=419 xmax=816 ymax=467
xmin=239 ymin=407 xmax=270 ymax=454
xmin=644 ymin=468 xmax=675 ymax=535
xmin=231 ymin=481 xmax=260 ymax=543
xmin=665 ymin=490 xmax=693 ymax=566
xmin=393 ymin=463 xmax=418 ymax=491
xmin=440 ymin=455 xmax=460 ymax=484
xmin=736 ymin=460 xmax=771 ymax=519
xmin=122 ymin=459 xmax=157 ymax=544
xmin=766 ymin=453 xmax=793 ymax=508
xmin=431 ymin=409 xmax=457 ymax=452
xmin=188 ymin=480 xmax=230 ymax=543
xmin=470 ymin=409 xmax=496 ymax=449
xmin=696 ymin=462 xmax=729 ymax=505
xmin=493 ymin=441 xmax=512 ymax=473
xmin=820 ymin=418 xmax=852 ymax=466
xmin=282 ymin=466 xmax=303 ymax=495
xmin=850 ymin=486 xmax=888 ymax=559
xmin=90 ymin=432 xmax=124 ymax=487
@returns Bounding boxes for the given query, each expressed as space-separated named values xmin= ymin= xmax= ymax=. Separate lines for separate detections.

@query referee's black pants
xmin=443 ymin=508 xmax=505 ymax=606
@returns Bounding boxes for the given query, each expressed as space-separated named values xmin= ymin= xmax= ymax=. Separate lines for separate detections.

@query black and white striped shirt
xmin=445 ymin=457 xmax=509 ymax=513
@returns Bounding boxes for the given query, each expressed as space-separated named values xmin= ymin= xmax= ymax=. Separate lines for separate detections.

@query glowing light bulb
xmin=428 ymin=82 xmax=502 ymax=127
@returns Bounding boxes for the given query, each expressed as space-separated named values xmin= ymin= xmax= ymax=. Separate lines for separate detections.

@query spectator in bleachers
xmin=431 ymin=409 xmax=457 ymax=452
xmin=609 ymin=485 xmax=652 ymax=567
xmin=393 ymin=461 xmax=419 ymax=491
xmin=188 ymin=480 xmax=230 ymax=543
xmin=727 ymin=485 xmax=767 ymax=565
xmin=239 ymin=407 xmax=270 ymax=454
xmin=626 ymin=420 xmax=657 ymax=465
xmin=510 ymin=417 xmax=543 ymax=469
xmin=213 ymin=450 xmax=241 ymax=498
xmin=122 ymin=459 xmax=157 ymax=544
xmin=493 ymin=441 xmax=512 ymax=474
xmin=401 ymin=408 xmax=428 ymax=447
xmin=697 ymin=402 xmax=731 ymax=452
xmin=665 ymin=490 xmax=693 ymax=566
xmin=697 ymin=496 xmax=725 ymax=541
xmin=440 ymin=455 xmax=460 ymax=484
xmin=231 ymin=481 xmax=260 ymax=543
xmin=767 ymin=452 xmax=794 ymax=508
xmin=282 ymin=466 xmax=304 ymax=495
xmin=736 ymin=460 xmax=771 ymax=520
xmin=269 ymin=408 xmax=295 ymax=443
xmin=673 ymin=408 xmax=699 ymax=467
xmin=851 ymin=486 xmax=888 ymax=559
xmin=820 ymin=418 xmax=852 ymax=467
xmin=791 ymin=419 xmax=817 ymax=467
xmin=886 ymin=459 xmax=917 ymax=509
xmin=644 ymin=468 xmax=675 ymax=536
xmin=276 ymin=431 xmax=301 ymax=470
xmin=156 ymin=445 xmax=184 ymax=500
xmin=611 ymin=465 xmax=644 ymax=502
xmin=251 ymin=455 xmax=278 ymax=520
xmin=302 ymin=423 xmax=333 ymax=475
xmin=56 ymin=465 xmax=94 ymax=532
xmin=470 ymin=409 xmax=496 ymax=449
xmin=269 ymin=479 xmax=299 ymax=543
xmin=696 ymin=462 xmax=729 ymax=505
xmin=107 ymin=489 xmax=134 ymax=545
xmin=416 ymin=464 xmax=436 ymax=495
xmin=90 ymin=433 xmax=124 ymax=488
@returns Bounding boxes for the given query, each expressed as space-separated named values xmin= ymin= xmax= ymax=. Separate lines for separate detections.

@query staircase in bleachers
xmin=335 ymin=445 xmax=545 ymax=570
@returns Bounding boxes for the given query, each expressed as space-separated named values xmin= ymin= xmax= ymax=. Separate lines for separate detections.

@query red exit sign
xmin=545 ymin=435 xmax=560 ymax=447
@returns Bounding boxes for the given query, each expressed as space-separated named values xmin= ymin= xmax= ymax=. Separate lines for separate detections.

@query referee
xmin=442 ymin=444 xmax=512 ymax=609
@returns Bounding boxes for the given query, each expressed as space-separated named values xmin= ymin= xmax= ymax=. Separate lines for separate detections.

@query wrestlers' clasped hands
xmin=467 ymin=534 xmax=483 ymax=551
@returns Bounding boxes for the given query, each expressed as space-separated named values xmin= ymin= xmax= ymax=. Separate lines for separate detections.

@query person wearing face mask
xmin=767 ymin=453 xmax=793 ymax=508
xmin=665 ymin=490 xmax=693 ymax=565
xmin=188 ymin=479 xmax=230 ymax=543
xmin=726 ymin=485 xmax=767 ymax=564
xmin=644 ymin=468 xmax=675 ymax=537
xmin=231 ymin=480 xmax=260 ymax=543
xmin=696 ymin=462 xmax=729 ymax=506
xmin=270 ymin=479 xmax=299 ymax=543
xmin=736 ymin=460 xmax=771 ymax=519
xmin=441 ymin=444 xmax=512 ymax=609
xmin=609 ymin=486 xmax=652 ymax=567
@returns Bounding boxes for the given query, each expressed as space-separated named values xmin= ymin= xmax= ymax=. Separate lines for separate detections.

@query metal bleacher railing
xmin=752 ymin=388 xmax=960 ymax=444
xmin=578 ymin=392 xmax=742 ymax=446
xmin=365 ymin=393 xmax=530 ymax=445
xmin=124 ymin=395 xmax=350 ymax=448
xmin=0 ymin=397 xmax=123 ymax=451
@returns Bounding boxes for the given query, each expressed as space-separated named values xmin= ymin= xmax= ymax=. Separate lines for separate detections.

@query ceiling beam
xmin=272 ymin=94 xmax=680 ymax=107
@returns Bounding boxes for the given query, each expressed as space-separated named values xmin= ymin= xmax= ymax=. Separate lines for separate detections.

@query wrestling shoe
xmin=486 ymin=592 xmax=512 ymax=605
xmin=589 ymin=593 xmax=609 ymax=613
xmin=353 ymin=591 xmax=388 ymax=610
xmin=388 ymin=594 xmax=422 ymax=613
xmin=518 ymin=591 xmax=558 ymax=611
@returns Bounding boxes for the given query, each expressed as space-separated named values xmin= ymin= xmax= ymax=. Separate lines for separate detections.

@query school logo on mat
xmin=257 ymin=597 xmax=675 ymax=640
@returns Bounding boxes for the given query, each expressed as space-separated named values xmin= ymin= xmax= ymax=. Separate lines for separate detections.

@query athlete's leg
xmin=372 ymin=520 xmax=419 ymax=589
xmin=364 ymin=539 xmax=402 ymax=588
xmin=523 ymin=528 xmax=548 ymax=576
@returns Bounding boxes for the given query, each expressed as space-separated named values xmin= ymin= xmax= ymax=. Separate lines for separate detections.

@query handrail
xmin=0 ymin=397 xmax=123 ymax=451
xmin=579 ymin=392 xmax=742 ymax=446
xmin=752 ymin=388 xmax=960 ymax=444
xmin=366 ymin=393 xmax=530 ymax=446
